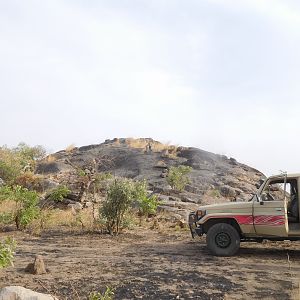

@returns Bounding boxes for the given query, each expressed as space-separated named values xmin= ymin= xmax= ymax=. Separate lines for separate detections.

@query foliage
xmin=0 ymin=143 xmax=46 ymax=185
xmin=48 ymin=185 xmax=70 ymax=202
xmin=133 ymin=180 xmax=159 ymax=216
xmin=0 ymin=185 xmax=40 ymax=229
xmin=100 ymin=179 xmax=160 ymax=234
xmin=14 ymin=142 xmax=46 ymax=162
xmin=96 ymin=172 xmax=113 ymax=181
xmin=100 ymin=179 xmax=135 ymax=234
xmin=138 ymin=194 xmax=159 ymax=216
xmin=92 ymin=172 xmax=113 ymax=193
xmin=0 ymin=212 xmax=14 ymax=224
xmin=132 ymin=180 xmax=148 ymax=200
xmin=77 ymin=169 xmax=87 ymax=177
xmin=89 ymin=287 xmax=114 ymax=300
xmin=167 ymin=165 xmax=192 ymax=192
xmin=0 ymin=161 xmax=19 ymax=184
xmin=210 ymin=189 xmax=221 ymax=198
xmin=121 ymin=212 xmax=136 ymax=230
xmin=0 ymin=237 xmax=16 ymax=269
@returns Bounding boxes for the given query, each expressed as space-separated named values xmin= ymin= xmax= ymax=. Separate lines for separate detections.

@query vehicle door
xmin=252 ymin=179 xmax=288 ymax=237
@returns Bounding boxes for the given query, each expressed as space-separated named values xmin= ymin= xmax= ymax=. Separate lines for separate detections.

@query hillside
xmin=36 ymin=138 xmax=264 ymax=217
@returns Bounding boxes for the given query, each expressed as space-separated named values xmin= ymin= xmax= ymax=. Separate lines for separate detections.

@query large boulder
xmin=0 ymin=286 xmax=57 ymax=300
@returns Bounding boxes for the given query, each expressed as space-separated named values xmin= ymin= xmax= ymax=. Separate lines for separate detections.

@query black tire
xmin=206 ymin=223 xmax=240 ymax=256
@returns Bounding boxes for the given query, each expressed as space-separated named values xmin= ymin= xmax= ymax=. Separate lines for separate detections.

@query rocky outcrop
xmin=36 ymin=138 xmax=265 ymax=216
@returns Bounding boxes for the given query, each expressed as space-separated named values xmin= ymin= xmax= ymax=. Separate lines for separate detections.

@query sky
xmin=1 ymin=0 xmax=300 ymax=176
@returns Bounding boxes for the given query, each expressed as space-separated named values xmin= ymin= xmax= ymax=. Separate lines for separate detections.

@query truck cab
xmin=188 ymin=173 xmax=300 ymax=256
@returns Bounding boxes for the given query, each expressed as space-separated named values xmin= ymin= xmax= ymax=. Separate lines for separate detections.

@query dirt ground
xmin=1 ymin=227 xmax=300 ymax=300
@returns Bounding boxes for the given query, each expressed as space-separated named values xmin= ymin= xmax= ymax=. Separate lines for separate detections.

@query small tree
xmin=100 ymin=179 xmax=135 ymax=234
xmin=167 ymin=165 xmax=192 ymax=192
xmin=0 ymin=143 xmax=46 ymax=185
xmin=0 ymin=185 xmax=40 ymax=230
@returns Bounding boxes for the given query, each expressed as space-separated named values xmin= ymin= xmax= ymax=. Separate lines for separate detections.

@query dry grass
xmin=46 ymin=154 xmax=56 ymax=163
xmin=125 ymin=138 xmax=178 ymax=154
xmin=0 ymin=200 xmax=16 ymax=214
xmin=0 ymin=197 xmax=185 ymax=237
xmin=125 ymin=138 xmax=149 ymax=149
xmin=65 ymin=144 xmax=76 ymax=153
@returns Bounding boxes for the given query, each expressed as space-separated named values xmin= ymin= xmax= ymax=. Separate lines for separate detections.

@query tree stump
xmin=25 ymin=255 xmax=47 ymax=275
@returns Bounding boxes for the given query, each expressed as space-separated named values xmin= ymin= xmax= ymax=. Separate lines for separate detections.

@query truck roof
xmin=268 ymin=173 xmax=300 ymax=179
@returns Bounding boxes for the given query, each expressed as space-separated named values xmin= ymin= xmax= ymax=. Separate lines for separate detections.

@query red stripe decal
xmin=205 ymin=215 xmax=285 ymax=226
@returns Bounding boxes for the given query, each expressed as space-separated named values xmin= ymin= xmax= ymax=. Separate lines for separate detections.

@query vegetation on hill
xmin=0 ymin=143 xmax=46 ymax=185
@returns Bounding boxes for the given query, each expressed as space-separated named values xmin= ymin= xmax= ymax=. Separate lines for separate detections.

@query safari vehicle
xmin=189 ymin=173 xmax=300 ymax=256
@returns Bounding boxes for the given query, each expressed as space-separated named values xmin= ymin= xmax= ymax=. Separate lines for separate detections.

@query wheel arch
xmin=202 ymin=217 xmax=242 ymax=236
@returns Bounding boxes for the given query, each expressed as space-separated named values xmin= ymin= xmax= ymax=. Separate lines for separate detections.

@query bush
xmin=0 ymin=237 xmax=16 ymax=269
xmin=89 ymin=287 xmax=114 ymax=300
xmin=167 ymin=165 xmax=192 ymax=192
xmin=100 ymin=179 xmax=160 ymax=233
xmin=100 ymin=179 xmax=135 ymax=234
xmin=0 ymin=185 xmax=40 ymax=230
xmin=48 ymin=185 xmax=70 ymax=202
xmin=133 ymin=180 xmax=159 ymax=216
xmin=138 ymin=195 xmax=159 ymax=216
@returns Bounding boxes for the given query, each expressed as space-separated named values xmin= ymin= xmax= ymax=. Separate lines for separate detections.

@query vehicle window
xmin=261 ymin=181 xmax=290 ymax=202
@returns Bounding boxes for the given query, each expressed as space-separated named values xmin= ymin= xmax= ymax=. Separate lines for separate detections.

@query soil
xmin=1 ymin=228 xmax=300 ymax=300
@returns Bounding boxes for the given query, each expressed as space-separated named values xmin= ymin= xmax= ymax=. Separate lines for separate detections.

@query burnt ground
xmin=1 ymin=228 xmax=300 ymax=300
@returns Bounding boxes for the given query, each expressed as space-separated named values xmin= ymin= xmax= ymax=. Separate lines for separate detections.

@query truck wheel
xmin=206 ymin=223 xmax=240 ymax=256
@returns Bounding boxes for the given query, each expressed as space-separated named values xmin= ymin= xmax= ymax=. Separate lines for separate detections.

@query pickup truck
xmin=189 ymin=173 xmax=300 ymax=256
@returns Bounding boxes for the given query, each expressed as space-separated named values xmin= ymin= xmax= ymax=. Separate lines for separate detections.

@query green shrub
xmin=0 ymin=185 xmax=40 ymax=230
xmin=138 ymin=194 xmax=159 ymax=216
xmin=210 ymin=189 xmax=221 ymax=198
xmin=48 ymin=185 xmax=70 ymax=202
xmin=167 ymin=165 xmax=192 ymax=192
xmin=0 ymin=237 xmax=16 ymax=269
xmin=100 ymin=179 xmax=135 ymax=234
xmin=89 ymin=287 xmax=114 ymax=300
xmin=133 ymin=180 xmax=159 ymax=216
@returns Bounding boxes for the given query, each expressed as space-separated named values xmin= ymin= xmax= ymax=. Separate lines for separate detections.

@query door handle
xmin=275 ymin=208 xmax=282 ymax=211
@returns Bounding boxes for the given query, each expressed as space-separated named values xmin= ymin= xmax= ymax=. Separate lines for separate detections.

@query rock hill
xmin=36 ymin=138 xmax=264 ymax=218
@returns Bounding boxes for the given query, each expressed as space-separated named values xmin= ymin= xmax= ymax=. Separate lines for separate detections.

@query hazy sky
xmin=1 ymin=0 xmax=300 ymax=176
